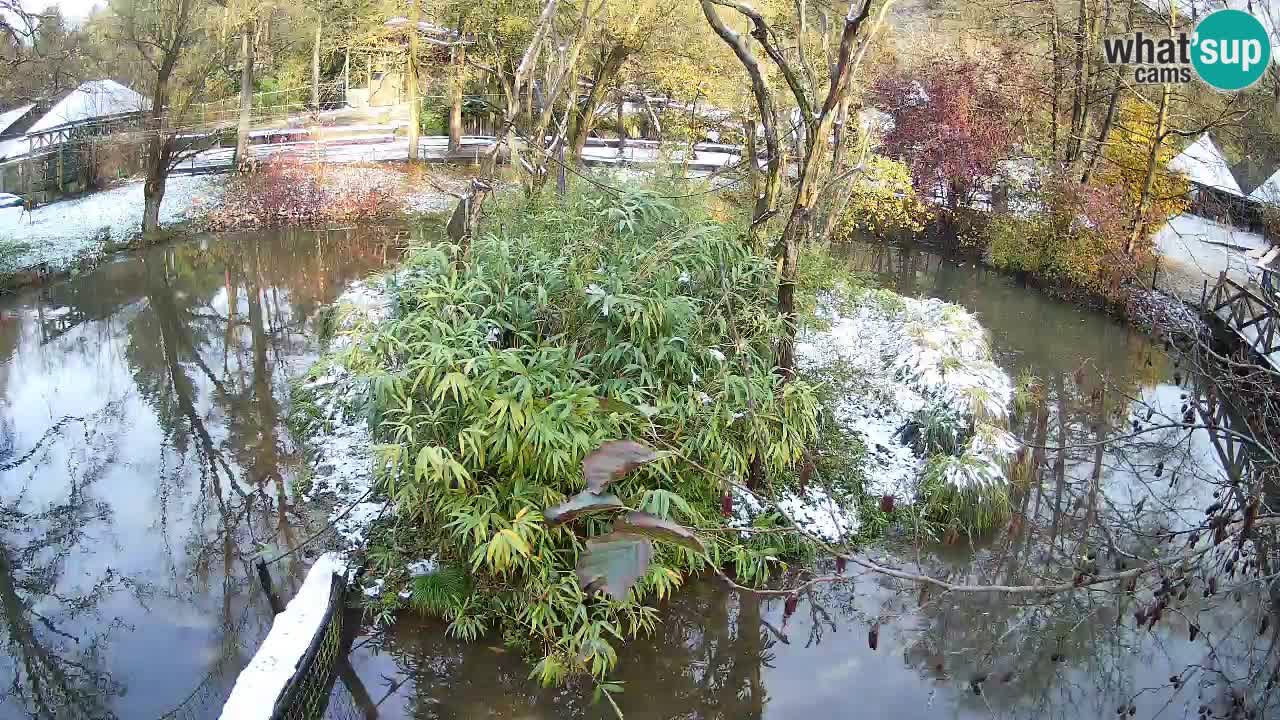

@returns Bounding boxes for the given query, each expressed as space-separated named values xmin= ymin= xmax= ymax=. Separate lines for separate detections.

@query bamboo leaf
xmin=545 ymin=491 xmax=625 ymax=524
xmin=583 ymin=440 xmax=659 ymax=493
xmin=595 ymin=397 xmax=643 ymax=415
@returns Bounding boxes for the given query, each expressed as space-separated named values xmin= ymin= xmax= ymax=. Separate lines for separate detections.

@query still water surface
xmin=0 ymin=235 xmax=1271 ymax=719
xmin=0 ymin=227 xmax=402 ymax=719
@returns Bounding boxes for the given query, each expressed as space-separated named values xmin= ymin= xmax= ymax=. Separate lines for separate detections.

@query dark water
xmin=0 ymin=227 xmax=402 ymax=720
xmin=339 ymin=242 xmax=1276 ymax=719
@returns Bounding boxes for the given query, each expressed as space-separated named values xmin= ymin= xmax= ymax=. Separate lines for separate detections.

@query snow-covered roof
xmin=1251 ymin=167 xmax=1280 ymax=206
xmin=0 ymin=104 xmax=35 ymax=136
xmin=0 ymin=137 xmax=29 ymax=161
xmin=382 ymin=17 xmax=466 ymax=43
xmin=1168 ymin=133 xmax=1245 ymax=197
xmin=25 ymin=80 xmax=148 ymax=135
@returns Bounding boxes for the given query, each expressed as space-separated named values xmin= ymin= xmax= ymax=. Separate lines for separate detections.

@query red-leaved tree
xmin=873 ymin=58 xmax=1025 ymax=212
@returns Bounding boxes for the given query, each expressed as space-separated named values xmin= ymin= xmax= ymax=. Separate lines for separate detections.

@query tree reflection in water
xmin=0 ymin=226 xmax=406 ymax=719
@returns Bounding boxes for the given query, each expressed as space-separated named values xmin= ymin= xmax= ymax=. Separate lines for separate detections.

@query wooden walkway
xmin=1204 ymin=271 xmax=1280 ymax=371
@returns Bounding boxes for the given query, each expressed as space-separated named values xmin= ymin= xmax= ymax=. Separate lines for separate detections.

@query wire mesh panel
xmin=219 ymin=554 xmax=348 ymax=720
xmin=271 ymin=574 xmax=345 ymax=720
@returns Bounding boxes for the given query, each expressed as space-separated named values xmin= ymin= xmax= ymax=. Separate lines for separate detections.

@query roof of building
xmin=0 ymin=104 xmax=36 ymax=137
xmin=1250 ymin=166 xmax=1280 ymax=206
xmin=25 ymin=80 xmax=148 ymax=135
xmin=1168 ymin=133 xmax=1245 ymax=197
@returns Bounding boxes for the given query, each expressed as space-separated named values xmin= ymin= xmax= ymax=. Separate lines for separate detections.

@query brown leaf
xmin=575 ymin=531 xmax=655 ymax=600
xmin=583 ymin=440 xmax=659 ymax=493
xmin=613 ymin=511 xmax=706 ymax=553
xmin=544 ymin=491 xmax=625 ymax=524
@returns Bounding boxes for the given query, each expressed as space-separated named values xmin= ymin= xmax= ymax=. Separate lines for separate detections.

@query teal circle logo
xmin=1192 ymin=9 xmax=1272 ymax=91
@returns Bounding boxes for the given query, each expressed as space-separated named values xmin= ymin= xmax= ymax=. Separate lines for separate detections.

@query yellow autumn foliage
xmin=832 ymin=155 xmax=930 ymax=238
xmin=1096 ymin=99 xmax=1191 ymax=234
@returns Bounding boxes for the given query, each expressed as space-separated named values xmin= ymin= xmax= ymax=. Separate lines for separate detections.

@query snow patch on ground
xmin=0 ymin=175 xmax=223 ymax=272
xmin=776 ymin=487 xmax=860 ymax=541
xmin=218 ymin=552 xmax=345 ymax=720
xmin=298 ymin=278 xmax=395 ymax=553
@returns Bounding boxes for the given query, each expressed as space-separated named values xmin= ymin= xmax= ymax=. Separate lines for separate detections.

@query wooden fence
xmin=1205 ymin=272 xmax=1280 ymax=363
xmin=0 ymin=137 xmax=150 ymax=204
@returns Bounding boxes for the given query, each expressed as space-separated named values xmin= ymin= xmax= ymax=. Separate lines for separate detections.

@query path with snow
xmin=174 ymin=135 xmax=747 ymax=175
xmin=1153 ymin=213 xmax=1269 ymax=304
xmin=0 ymin=175 xmax=222 ymax=273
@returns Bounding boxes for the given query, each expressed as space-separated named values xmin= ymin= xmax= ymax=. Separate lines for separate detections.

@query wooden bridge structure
xmin=1203 ymin=271 xmax=1280 ymax=371
xmin=1188 ymin=371 xmax=1260 ymax=486
xmin=1195 ymin=271 xmax=1280 ymax=488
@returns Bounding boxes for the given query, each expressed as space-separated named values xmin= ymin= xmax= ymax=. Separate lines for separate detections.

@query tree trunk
xmin=1047 ymin=0 xmax=1062 ymax=164
xmin=448 ymin=43 xmax=464 ymax=152
xmin=615 ymin=87 xmax=626 ymax=158
xmin=143 ymin=143 xmax=168 ymax=233
xmin=744 ymin=114 xmax=760 ymax=199
xmin=406 ymin=0 xmax=420 ymax=161
xmin=142 ymin=62 xmax=175 ymax=235
xmin=311 ymin=20 xmax=322 ymax=111
xmin=1126 ymin=82 xmax=1169 ymax=255
xmin=1080 ymin=74 xmax=1120 ymax=184
xmin=568 ymin=43 xmax=629 ymax=164
xmin=235 ymin=19 xmax=256 ymax=171
xmin=1065 ymin=0 xmax=1089 ymax=166
xmin=700 ymin=0 xmax=783 ymax=250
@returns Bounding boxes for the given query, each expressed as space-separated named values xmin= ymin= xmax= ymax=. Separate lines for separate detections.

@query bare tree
xmin=700 ymin=0 xmax=891 ymax=375
xmin=473 ymin=0 xmax=602 ymax=195
xmin=234 ymin=5 xmax=256 ymax=170
xmin=114 ymin=0 xmax=221 ymax=233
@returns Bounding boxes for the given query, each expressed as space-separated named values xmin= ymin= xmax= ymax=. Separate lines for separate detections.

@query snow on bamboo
xmin=756 ymin=290 xmax=1016 ymax=540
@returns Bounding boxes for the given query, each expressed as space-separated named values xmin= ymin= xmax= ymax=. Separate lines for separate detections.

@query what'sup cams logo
xmin=1102 ymin=9 xmax=1272 ymax=90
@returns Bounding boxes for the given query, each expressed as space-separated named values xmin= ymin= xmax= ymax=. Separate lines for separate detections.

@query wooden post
xmin=556 ymin=143 xmax=566 ymax=198
xmin=57 ymin=147 xmax=64 ymax=193
xmin=255 ymin=559 xmax=284 ymax=614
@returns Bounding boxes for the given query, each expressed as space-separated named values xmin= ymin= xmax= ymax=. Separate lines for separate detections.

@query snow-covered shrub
xmin=797 ymin=289 xmax=1016 ymax=536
